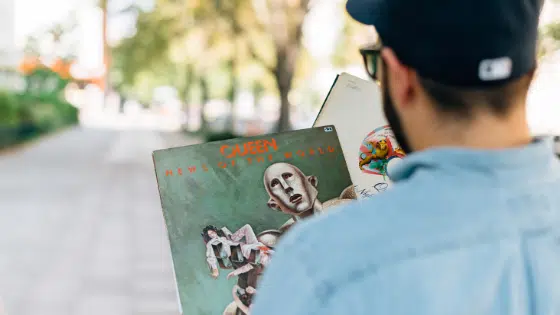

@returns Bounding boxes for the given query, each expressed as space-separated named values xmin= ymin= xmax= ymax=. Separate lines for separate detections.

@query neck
xmin=292 ymin=199 xmax=323 ymax=221
xmin=413 ymin=107 xmax=532 ymax=151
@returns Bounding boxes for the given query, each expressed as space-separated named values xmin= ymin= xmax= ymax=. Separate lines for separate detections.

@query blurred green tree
xmin=113 ymin=0 xmax=320 ymax=132
xmin=113 ymin=0 xmax=230 ymax=131
xmin=331 ymin=6 xmax=370 ymax=69
xmin=245 ymin=0 xmax=314 ymax=131
xmin=539 ymin=21 xmax=560 ymax=58
xmin=546 ymin=22 xmax=560 ymax=41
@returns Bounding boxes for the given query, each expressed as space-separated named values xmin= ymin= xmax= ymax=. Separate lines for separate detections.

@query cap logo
xmin=478 ymin=57 xmax=513 ymax=81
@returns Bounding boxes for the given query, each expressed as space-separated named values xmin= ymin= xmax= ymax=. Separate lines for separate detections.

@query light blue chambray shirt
xmin=251 ymin=139 xmax=560 ymax=315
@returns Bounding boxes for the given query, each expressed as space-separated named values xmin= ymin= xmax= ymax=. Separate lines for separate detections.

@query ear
xmin=267 ymin=198 xmax=281 ymax=211
xmin=381 ymin=47 xmax=416 ymax=109
xmin=307 ymin=175 xmax=318 ymax=188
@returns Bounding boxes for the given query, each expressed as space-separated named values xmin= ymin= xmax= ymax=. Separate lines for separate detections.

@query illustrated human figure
xmin=226 ymin=245 xmax=273 ymax=280
xmin=203 ymin=225 xmax=274 ymax=315
xmin=202 ymin=224 xmax=273 ymax=279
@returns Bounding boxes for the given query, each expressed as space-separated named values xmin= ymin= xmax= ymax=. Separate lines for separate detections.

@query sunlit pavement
xmin=0 ymin=122 xmax=201 ymax=315
xmin=78 ymin=107 xmax=184 ymax=132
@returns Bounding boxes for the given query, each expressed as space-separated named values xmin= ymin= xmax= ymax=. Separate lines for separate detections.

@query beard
xmin=381 ymin=61 xmax=413 ymax=154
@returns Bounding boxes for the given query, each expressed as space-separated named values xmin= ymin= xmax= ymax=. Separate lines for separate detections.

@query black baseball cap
xmin=346 ymin=0 xmax=545 ymax=87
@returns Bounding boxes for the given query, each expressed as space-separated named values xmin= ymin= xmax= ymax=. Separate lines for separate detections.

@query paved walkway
xmin=0 ymin=127 xmax=201 ymax=315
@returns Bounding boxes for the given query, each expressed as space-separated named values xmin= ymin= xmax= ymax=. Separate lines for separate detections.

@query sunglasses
xmin=359 ymin=43 xmax=382 ymax=81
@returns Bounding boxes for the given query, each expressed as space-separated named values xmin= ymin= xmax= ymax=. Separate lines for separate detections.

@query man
xmin=251 ymin=0 xmax=560 ymax=314
xmin=202 ymin=224 xmax=272 ymax=279
xmin=226 ymin=245 xmax=273 ymax=281
xmin=263 ymin=162 xmax=355 ymax=231
xmin=203 ymin=224 xmax=274 ymax=315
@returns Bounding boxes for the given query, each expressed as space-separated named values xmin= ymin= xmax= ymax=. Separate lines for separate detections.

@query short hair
xmin=417 ymin=70 xmax=535 ymax=118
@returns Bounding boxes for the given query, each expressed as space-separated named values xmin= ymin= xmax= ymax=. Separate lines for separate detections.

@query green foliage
xmin=17 ymin=93 xmax=78 ymax=132
xmin=0 ymin=71 xmax=78 ymax=149
xmin=112 ymin=0 xmax=338 ymax=131
xmin=538 ymin=21 xmax=560 ymax=58
xmin=0 ymin=91 xmax=21 ymax=127
xmin=545 ymin=22 xmax=560 ymax=42
xmin=205 ymin=131 xmax=237 ymax=142
xmin=112 ymin=0 xmax=236 ymax=101
xmin=331 ymin=16 xmax=363 ymax=68
xmin=113 ymin=9 xmax=176 ymax=86
xmin=25 ymin=67 xmax=70 ymax=97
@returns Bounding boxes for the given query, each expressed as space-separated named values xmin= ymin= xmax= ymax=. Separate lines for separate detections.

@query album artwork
xmin=153 ymin=126 xmax=355 ymax=314
xmin=314 ymin=72 xmax=407 ymax=198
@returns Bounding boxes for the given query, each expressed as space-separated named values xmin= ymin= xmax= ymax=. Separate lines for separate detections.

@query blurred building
xmin=528 ymin=50 xmax=560 ymax=136
xmin=71 ymin=6 xmax=105 ymax=82
xmin=0 ymin=0 xmax=24 ymax=92
xmin=0 ymin=0 xmax=18 ymax=69
xmin=528 ymin=0 xmax=560 ymax=136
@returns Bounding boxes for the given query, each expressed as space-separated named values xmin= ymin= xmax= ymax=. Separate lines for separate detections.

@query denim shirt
xmin=251 ymin=139 xmax=560 ymax=315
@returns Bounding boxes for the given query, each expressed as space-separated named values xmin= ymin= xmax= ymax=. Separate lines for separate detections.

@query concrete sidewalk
xmin=0 ymin=127 xmax=201 ymax=315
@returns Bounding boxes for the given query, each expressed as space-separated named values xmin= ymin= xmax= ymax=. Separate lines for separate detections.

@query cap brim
xmin=346 ymin=0 xmax=380 ymax=26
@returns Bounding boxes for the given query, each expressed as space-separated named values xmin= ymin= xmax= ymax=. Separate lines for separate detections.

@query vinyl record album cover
xmin=153 ymin=126 xmax=356 ymax=314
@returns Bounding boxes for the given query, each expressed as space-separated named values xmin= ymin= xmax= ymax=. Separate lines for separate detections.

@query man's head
xmin=263 ymin=163 xmax=319 ymax=215
xmin=202 ymin=225 xmax=220 ymax=242
xmin=347 ymin=0 xmax=543 ymax=153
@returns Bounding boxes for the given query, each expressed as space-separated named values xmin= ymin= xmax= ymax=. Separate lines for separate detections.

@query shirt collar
xmin=391 ymin=137 xmax=557 ymax=182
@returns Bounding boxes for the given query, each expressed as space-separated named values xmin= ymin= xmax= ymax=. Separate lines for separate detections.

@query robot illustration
xmin=201 ymin=164 xmax=358 ymax=315
xmin=263 ymin=162 xmax=357 ymax=232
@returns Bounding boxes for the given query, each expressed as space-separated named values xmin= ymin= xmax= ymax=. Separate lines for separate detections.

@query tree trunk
xmin=277 ymin=82 xmax=291 ymax=131
xmin=226 ymin=59 xmax=237 ymax=104
xmin=101 ymin=0 xmax=111 ymax=107
xmin=274 ymin=45 xmax=298 ymax=132
xmin=252 ymin=81 xmax=264 ymax=109
xmin=200 ymin=75 xmax=210 ymax=132
xmin=179 ymin=64 xmax=194 ymax=130
xmin=227 ymin=0 xmax=241 ymax=134
xmin=263 ymin=0 xmax=309 ymax=132
xmin=226 ymin=58 xmax=237 ymax=133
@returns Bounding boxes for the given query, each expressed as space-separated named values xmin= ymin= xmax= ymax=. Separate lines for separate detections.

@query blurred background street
xmin=0 ymin=124 xmax=199 ymax=315
xmin=0 ymin=0 xmax=559 ymax=314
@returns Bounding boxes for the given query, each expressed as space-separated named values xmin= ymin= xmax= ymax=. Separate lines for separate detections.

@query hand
xmin=211 ymin=269 xmax=219 ymax=279
xmin=227 ymin=271 xmax=235 ymax=280
xmin=246 ymin=286 xmax=256 ymax=294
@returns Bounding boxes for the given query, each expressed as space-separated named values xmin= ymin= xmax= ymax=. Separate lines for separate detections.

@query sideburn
xmin=381 ymin=60 xmax=413 ymax=154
